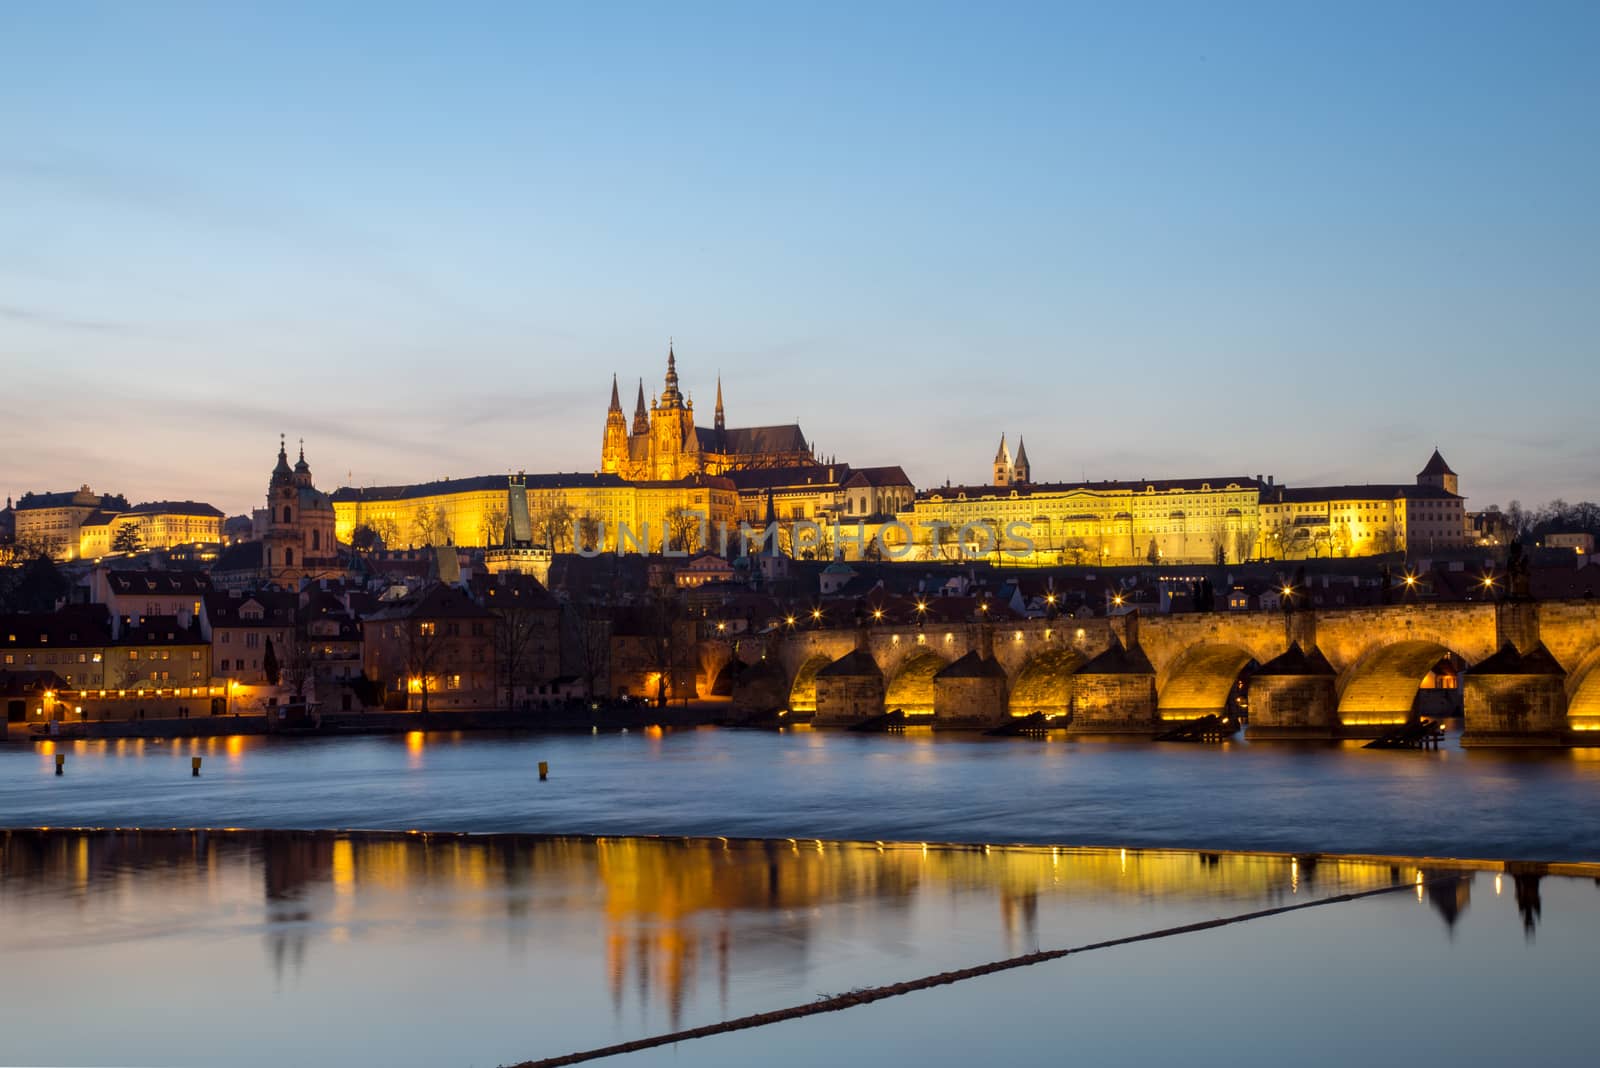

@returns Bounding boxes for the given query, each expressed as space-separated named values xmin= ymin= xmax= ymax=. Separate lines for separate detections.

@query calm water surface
xmin=2 ymin=829 xmax=1586 ymax=1068
xmin=3 ymin=728 xmax=1599 ymax=860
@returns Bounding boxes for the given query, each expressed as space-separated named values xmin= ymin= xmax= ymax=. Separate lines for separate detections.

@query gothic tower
xmin=1013 ymin=436 xmax=1031 ymax=485
xmin=649 ymin=342 xmax=696 ymax=480
xmin=714 ymin=374 xmax=725 ymax=432
xmin=601 ymin=374 xmax=629 ymax=474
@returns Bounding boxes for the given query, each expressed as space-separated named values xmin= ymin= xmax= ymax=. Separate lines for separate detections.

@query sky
xmin=2 ymin=1 xmax=1596 ymax=517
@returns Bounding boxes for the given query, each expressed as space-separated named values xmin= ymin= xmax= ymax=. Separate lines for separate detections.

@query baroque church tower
xmin=261 ymin=436 xmax=338 ymax=585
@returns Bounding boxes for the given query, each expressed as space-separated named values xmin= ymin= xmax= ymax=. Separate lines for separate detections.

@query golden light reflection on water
xmin=1 ymin=829 xmax=1586 ymax=1030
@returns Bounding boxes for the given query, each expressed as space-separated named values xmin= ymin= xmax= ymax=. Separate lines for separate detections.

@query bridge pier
xmin=1462 ymin=642 xmax=1569 ymax=747
xmin=813 ymin=649 xmax=885 ymax=726
xmin=1067 ymin=635 xmax=1158 ymax=734
xmin=1245 ymin=643 xmax=1339 ymax=740
xmin=932 ymin=651 xmax=1009 ymax=729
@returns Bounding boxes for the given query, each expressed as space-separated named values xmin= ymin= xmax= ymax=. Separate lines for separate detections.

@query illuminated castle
xmin=601 ymin=343 xmax=815 ymax=481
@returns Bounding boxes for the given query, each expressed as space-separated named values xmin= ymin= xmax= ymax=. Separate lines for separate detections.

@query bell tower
xmin=993 ymin=434 xmax=1014 ymax=487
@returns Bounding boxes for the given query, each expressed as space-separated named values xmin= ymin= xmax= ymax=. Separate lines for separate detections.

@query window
xmin=419 ymin=622 xmax=436 ymax=637
xmin=312 ymin=530 xmax=320 ymax=550
xmin=129 ymin=649 xmax=140 ymax=661
xmin=283 ymin=506 xmax=292 ymax=524
xmin=446 ymin=673 xmax=462 ymax=690
xmin=191 ymin=650 xmax=202 ymax=660
xmin=285 ymin=548 xmax=294 ymax=566
xmin=246 ymin=633 xmax=260 ymax=649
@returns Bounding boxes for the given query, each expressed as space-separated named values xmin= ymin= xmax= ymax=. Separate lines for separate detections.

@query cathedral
xmin=601 ymin=344 xmax=815 ymax=481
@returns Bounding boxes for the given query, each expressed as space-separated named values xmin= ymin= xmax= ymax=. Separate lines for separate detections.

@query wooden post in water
xmin=538 ymin=761 xmax=549 ymax=781
xmin=54 ymin=753 xmax=64 ymax=776
xmin=192 ymin=756 xmax=202 ymax=777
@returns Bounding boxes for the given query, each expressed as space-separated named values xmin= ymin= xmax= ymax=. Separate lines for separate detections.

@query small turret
xmin=714 ymin=373 xmax=725 ymax=432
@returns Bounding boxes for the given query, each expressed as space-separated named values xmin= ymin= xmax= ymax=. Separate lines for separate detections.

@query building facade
xmin=11 ymin=486 xmax=129 ymax=560
xmin=1256 ymin=451 xmax=1468 ymax=559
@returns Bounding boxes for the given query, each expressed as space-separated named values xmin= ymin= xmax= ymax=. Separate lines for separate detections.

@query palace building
xmin=1255 ymin=449 xmax=1468 ymax=559
xmin=889 ymin=443 xmax=1469 ymax=566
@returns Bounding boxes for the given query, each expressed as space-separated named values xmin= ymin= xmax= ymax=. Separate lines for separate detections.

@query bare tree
xmin=410 ymin=504 xmax=453 ymax=548
xmin=575 ymin=512 xmax=603 ymax=553
xmin=664 ymin=506 xmax=704 ymax=554
xmin=565 ymin=601 xmax=611 ymax=699
xmin=279 ymin=625 xmax=315 ymax=702
xmin=481 ymin=504 xmax=509 ymax=547
xmin=491 ymin=593 xmax=548 ymax=708
xmin=530 ymin=497 xmax=575 ymax=552
xmin=402 ymin=619 xmax=444 ymax=712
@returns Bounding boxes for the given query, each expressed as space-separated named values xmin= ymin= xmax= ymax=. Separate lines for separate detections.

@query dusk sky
xmin=3 ymin=1 xmax=1596 ymax=517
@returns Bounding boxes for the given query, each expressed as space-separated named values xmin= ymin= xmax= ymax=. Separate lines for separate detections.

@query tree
xmin=369 ymin=515 xmax=400 ymax=549
xmin=490 ymin=584 xmax=552 ymax=708
xmin=279 ymin=626 xmax=314 ymax=701
xmin=410 ymin=504 xmax=453 ymax=548
xmin=401 ymin=619 xmax=443 ymax=713
xmin=564 ymin=600 xmax=612 ymax=699
xmin=111 ymin=525 xmax=144 ymax=554
xmin=575 ymin=512 xmax=604 ymax=554
xmin=481 ymin=505 xmax=508 ymax=547
xmin=1213 ymin=539 xmax=1227 ymax=566
xmin=262 ymin=637 xmax=281 ymax=687
xmin=350 ymin=523 xmax=384 ymax=553
xmin=1146 ymin=539 xmax=1160 ymax=566
xmin=664 ymin=506 xmax=704 ymax=554
xmin=646 ymin=590 xmax=692 ymax=707
xmin=530 ymin=498 xmax=574 ymax=552
xmin=0 ymin=553 xmax=69 ymax=614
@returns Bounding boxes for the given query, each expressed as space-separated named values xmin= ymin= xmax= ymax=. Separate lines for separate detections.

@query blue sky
xmin=2 ymin=1 xmax=1596 ymax=515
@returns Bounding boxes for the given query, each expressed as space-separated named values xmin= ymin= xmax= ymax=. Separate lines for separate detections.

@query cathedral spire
xmin=608 ymin=374 xmax=621 ymax=413
xmin=714 ymin=373 xmax=725 ymax=432
xmin=662 ymin=339 xmax=682 ymax=407
xmin=633 ymin=379 xmax=648 ymax=434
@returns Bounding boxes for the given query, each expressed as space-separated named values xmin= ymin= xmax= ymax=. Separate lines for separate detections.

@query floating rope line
xmin=504 ymin=876 xmax=1459 ymax=1067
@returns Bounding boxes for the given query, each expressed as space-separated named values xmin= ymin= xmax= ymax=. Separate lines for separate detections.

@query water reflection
xmin=1 ymin=829 xmax=1583 ymax=1023
xmin=4 ymin=830 xmax=1599 ymax=1068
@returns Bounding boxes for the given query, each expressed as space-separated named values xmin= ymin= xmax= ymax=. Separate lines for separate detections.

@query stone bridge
xmin=709 ymin=600 xmax=1600 ymax=746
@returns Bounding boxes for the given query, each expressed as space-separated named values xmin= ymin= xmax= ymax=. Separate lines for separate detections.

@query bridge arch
xmin=1007 ymin=649 xmax=1086 ymax=717
xmin=1336 ymin=640 xmax=1467 ymax=727
xmin=1563 ymin=645 xmax=1600 ymax=732
xmin=885 ymin=649 xmax=949 ymax=715
xmin=1157 ymin=644 xmax=1258 ymax=721
xmin=787 ymin=653 xmax=833 ymax=714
